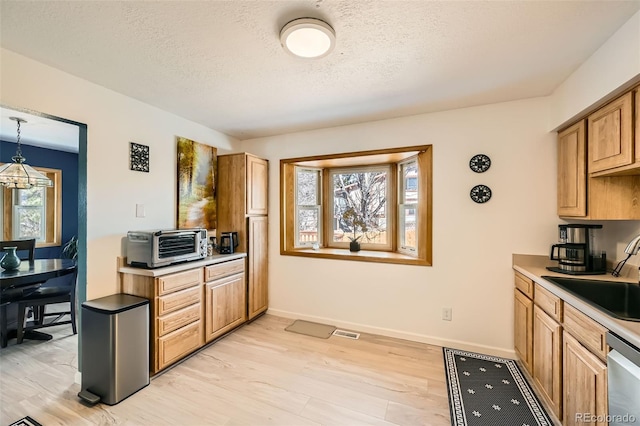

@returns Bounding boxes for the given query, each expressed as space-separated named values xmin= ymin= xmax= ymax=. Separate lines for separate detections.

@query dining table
xmin=1 ymin=259 xmax=77 ymax=344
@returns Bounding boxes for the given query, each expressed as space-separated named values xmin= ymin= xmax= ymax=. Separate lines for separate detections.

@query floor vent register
xmin=332 ymin=329 xmax=360 ymax=339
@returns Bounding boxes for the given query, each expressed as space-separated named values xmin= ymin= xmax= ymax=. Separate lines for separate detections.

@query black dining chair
xmin=0 ymin=239 xmax=37 ymax=348
xmin=15 ymin=266 xmax=77 ymax=344
xmin=17 ymin=269 xmax=78 ymax=343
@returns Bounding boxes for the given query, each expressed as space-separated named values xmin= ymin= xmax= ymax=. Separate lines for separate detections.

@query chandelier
xmin=0 ymin=117 xmax=52 ymax=189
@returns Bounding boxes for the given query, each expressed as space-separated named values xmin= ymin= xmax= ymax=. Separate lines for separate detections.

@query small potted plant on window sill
xmin=341 ymin=207 xmax=367 ymax=252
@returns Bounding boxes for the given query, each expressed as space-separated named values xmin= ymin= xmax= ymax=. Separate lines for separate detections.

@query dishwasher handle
xmin=607 ymin=332 xmax=640 ymax=368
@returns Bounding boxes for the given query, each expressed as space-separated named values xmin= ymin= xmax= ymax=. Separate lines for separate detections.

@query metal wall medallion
xmin=130 ymin=142 xmax=149 ymax=172
xmin=469 ymin=154 xmax=491 ymax=173
xmin=470 ymin=184 xmax=492 ymax=203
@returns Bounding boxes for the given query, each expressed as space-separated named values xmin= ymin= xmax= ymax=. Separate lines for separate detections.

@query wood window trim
xmin=2 ymin=166 xmax=62 ymax=248
xmin=280 ymin=145 xmax=432 ymax=266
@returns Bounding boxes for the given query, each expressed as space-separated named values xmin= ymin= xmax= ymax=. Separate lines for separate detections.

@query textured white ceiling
xmin=1 ymin=1 xmax=639 ymax=140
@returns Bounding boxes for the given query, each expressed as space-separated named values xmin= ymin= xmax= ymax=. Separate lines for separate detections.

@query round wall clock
xmin=469 ymin=154 xmax=491 ymax=173
xmin=470 ymin=184 xmax=492 ymax=203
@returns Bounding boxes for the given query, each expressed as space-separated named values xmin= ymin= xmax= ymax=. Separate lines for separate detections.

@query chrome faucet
xmin=612 ymin=234 xmax=640 ymax=277
xmin=624 ymin=234 xmax=640 ymax=255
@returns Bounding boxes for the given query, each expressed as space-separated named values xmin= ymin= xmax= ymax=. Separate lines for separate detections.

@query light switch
xmin=136 ymin=203 xmax=145 ymax=218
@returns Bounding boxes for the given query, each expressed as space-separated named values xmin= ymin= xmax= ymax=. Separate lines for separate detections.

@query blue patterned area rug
xmin=443 ymin=347 xmax=553 ymax=426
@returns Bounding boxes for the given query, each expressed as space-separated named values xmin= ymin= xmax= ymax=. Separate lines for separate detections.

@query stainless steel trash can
xmin=79 ymin=294 xmax=149 ymax=405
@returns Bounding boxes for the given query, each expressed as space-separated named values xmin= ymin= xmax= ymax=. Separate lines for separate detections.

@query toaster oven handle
xmin=153 ymin=229 xmax=202 ymax=237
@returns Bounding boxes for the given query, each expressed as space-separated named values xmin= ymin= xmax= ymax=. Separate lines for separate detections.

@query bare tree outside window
xmin=333 ymin=169 xmax=387 ymax=244
xmin=14 ymin=187 xmax=45 ymax=240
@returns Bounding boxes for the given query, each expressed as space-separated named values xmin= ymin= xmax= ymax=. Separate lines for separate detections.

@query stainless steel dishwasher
xmin=607 ymin=332 xmax=640 ymax=426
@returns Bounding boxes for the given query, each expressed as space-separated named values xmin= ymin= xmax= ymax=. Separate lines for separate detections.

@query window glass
xmin=15 ymin=207 xmax=43 ymax=240
xmin=399 ymin=160 xmax=418 ymax=252
xmin=402 ymin=162 xmax=418 ymax=203
xmin=298 ymin=208 xmax=319 ymax=243
xmin=295 ymin=168 xmax=321 ymax=246
xmin=13 ymin=187 xmax=46 ymax=241
xmin=332 ymin=169 xmax=388 ymax=245
xmin=297 ymin=169 xmax=319 ymax=205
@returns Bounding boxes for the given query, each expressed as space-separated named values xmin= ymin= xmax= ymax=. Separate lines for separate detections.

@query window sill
xmin=281 ymin=247 xmax=431 ymax=266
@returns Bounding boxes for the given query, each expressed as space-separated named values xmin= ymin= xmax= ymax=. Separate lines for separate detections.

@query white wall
xmin=241 ymin=97 xmax=558 ymax=356
xmin=0 ymin=48 xmax=240 ymax=299
xmin=549 ymin=10 xmax=640 ymax=130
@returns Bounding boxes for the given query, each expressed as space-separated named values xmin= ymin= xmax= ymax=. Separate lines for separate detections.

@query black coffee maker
xmin=218 ymin=232 xmax=239 ymax=254
xmin=548 ymin=224 xmax=606 ymax=275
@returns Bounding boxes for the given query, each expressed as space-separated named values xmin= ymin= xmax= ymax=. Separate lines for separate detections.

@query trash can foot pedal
xmin=78 ymin=390 xmax=100 ymax=405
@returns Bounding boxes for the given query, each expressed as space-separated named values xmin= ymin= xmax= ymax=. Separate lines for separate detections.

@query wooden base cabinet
xmin=563 ymin=331 xmax=608 ymax=426
xmin=514 ymin=289 xmax=533 ymax=374
xmin=120 ymin=256 xmax=248 ymax=375
xmin=121 ymin=267 xmax=204 ymax=374
xmin=532 ymin=305 xmax=563 ymax=419
xmin=205 ymin=265 xmax=246 ymax=342
xmin=248 ymin=216 xmax=268 ymax=319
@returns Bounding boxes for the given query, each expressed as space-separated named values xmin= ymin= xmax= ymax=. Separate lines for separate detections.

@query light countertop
xmin=513 ymin=253 xmax=640 ymax=350
xmin=118 ymin=252 xmax=247 ymax=277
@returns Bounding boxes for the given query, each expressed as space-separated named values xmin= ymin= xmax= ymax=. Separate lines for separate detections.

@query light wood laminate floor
xmin=0 ymin=314 xmax=450 ymax=425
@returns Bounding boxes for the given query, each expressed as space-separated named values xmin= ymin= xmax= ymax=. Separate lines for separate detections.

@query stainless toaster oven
xmin=126 ymin=228 xmax=208 ymax=268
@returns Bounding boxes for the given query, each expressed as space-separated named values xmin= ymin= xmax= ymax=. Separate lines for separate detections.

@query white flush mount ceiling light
xmin=280 ymin=18 xmax=336 ymax=58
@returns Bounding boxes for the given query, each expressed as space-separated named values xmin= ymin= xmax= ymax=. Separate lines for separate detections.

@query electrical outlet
xmin=442 ymin=308 xmax=452 ymax=321
xmin=136 ymin=203 xmax=145 ymax=218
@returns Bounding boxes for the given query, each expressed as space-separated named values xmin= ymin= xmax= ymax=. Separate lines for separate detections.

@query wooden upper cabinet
xmin=588 ymin=91 xmax=634 ymax=174
xmin=557 ymin=121 xmax=586 ymax=217
xmin=557 ymin=93 xmax=640 ymax=219
xmin=218 ymin=153 xmax=269 ymax=253
xmin=246 ymin=155 xmax=268 ymax=215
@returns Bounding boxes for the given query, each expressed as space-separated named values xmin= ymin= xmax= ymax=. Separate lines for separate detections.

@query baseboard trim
xmin=74 ymin=371 xmax=82 ymax=385
xmin=267 ymin=308 xmax=517 ymax=359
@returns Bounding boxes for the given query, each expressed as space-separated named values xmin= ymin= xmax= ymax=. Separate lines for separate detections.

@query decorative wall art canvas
xmin=177 ymin=137 xmax=217 ymax=230
xmin=130 ymin=142 xmax=150 ymax=172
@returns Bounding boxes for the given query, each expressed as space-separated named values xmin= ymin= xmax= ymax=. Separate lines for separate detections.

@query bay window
xmin=281 ymin=145 xmax=432 ymax=266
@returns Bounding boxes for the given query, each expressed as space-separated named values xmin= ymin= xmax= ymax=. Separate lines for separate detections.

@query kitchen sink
xmin=541 ymin=276 xmax=640 ymax=322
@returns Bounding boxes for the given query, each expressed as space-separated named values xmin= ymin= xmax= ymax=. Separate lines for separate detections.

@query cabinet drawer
xmin=535 ymin=284 xmax=563 ymax=322
xmin=157 ymin=286 xmax=201 ymax=316
xmin=157 ymin=268 xmax=203 ymax=296
xmin=157 ymin=303 xmax=201 ymax=337
xmin=205 ymin=259 xmax=245 ymax=282
xmin=157 ymin=320 xmax=202 ymax=371
xmin=563 ymin=303 xmax=608 ymax=360
xmin=514 ymin=271 xmax=534 ymax=299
